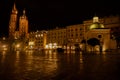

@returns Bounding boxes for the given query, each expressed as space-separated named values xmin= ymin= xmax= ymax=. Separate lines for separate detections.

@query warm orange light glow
xmin=29 ymin=41 xmax=34 ymax=45
xmin=16 ymin=44 xmax=20 ymax=48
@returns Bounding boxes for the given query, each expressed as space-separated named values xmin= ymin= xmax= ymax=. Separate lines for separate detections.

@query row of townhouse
xmin=28 ymin=15 xmax=120 ymax=51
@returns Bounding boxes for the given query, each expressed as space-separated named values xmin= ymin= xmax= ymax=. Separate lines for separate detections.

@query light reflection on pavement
xmin=0 ymin=50 xmax=120 ymax=80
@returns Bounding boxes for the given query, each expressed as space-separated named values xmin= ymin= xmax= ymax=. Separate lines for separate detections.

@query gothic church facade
xmin=9 ymin=3 xmax=28 ymax=39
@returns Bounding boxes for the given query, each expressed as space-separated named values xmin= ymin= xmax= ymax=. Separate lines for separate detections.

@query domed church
xmin=85 ymin=16 xmax=116 ymax=52
xmin=89 ymin=16 xmax=104 ymax=29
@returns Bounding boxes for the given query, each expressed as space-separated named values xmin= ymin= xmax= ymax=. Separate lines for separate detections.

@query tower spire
xmin=21 ymin=9 xmax=27 ymax=19
xmin=9 ymin=1 xmax=18 ymax=39
xmin=13 ymin=1 xmax=17 ymax=11
xmin=23 ymin=9 xmax=26 ymax=16
xmin=13 ymin=3 xmax=16 ymax=10
xmin=12 ymin=1 xmax=18 ymax=14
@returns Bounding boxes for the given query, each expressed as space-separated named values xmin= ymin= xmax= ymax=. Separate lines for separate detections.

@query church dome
xmin=89 ymin=16 xmax=104 ymax=30
xmin=89 ymin=22 xmax=104 ymax=30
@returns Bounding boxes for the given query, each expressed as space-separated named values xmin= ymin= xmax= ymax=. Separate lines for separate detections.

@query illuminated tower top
xmin=21 ymin=9 xmax=27 ymax=19
xmin=23 ymin=9 xmax=26 ymax=15
xmin=12 ymin=3 xmax=18 ymax=14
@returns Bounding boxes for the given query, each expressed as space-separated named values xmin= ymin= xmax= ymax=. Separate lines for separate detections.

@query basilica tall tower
xmin=19 ymin=9 xmax=28 ymax=38
xmin=9 ymin=3 xmax=18 ymax=39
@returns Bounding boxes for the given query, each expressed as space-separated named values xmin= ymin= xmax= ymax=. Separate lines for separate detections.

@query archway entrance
xmin=87 ymin=38 xmax=100 ymax=51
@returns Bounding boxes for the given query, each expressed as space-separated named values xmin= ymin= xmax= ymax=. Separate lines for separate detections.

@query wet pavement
xmin=0 ymin=50 xmax=120 ymax=80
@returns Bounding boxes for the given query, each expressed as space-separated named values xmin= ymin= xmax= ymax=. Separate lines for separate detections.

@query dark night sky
xmin=0 ymin=0 xmax=120 ymax=37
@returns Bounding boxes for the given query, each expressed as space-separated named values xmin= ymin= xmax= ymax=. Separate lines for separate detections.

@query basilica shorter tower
xmin=9 ymin=3 xmax=28 ymax=39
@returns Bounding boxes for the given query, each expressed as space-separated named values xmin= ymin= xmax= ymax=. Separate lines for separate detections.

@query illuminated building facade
xmin=28 ymin=30 xmax=47 ymax=50
xmin=46 ymin=27 xmax=66 ymax=49
xmin=66 ymin=24 xmax=84 ymax=50
xmin=45 ymin=24 xmax=84 ymax=50
xmin=46 ymin=15 xmax=118 ymax=51
xmin=9 ymin=3 xmax=28 ymax=39
xmin=26 ymin=15 xmax=119 ymax=51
